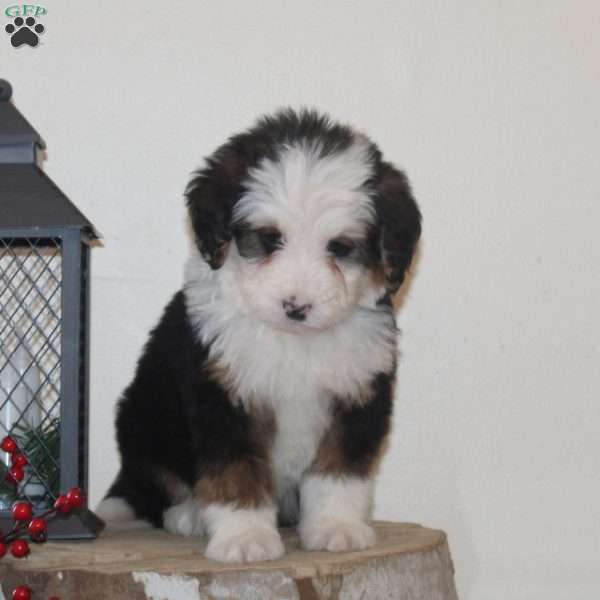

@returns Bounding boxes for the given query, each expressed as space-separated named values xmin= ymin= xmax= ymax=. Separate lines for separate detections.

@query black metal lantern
xmin=0 ymin=80 xmax=102 ymax=538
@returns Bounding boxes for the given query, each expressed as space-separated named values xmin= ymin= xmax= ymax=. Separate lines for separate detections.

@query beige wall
xmin=3 ymin=1 xmax=599 ymax=597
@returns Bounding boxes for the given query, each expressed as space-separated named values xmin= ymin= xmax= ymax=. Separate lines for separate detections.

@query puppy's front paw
xmin=205 ymin=526 xmax=285 ymax=563
xmin=300 ymin=519 xmax=375 ymax=552
xmin=163 ymin=499 xmax=202 ymax=537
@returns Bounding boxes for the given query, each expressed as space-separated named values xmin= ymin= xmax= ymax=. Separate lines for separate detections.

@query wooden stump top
xmin=0 ymin=521 xmax=459 ymax=599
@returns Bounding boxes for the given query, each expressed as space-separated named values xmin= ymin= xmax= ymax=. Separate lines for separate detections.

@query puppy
xmin=97 ymin=109 xmax=421 ymax=563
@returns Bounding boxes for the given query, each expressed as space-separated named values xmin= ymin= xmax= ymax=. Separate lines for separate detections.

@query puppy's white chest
xmin=271 ymin=384 xmax=332 ymax=491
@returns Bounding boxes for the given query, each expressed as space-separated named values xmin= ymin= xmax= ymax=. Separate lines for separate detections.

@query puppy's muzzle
xmin=282 ymin=297 xmax=313 ymax=322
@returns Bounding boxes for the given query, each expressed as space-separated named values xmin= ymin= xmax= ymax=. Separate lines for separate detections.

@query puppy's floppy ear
xmin=373 ymin=162 xmax=422 ymax=294
xmin=185 ymin=169 xmax=235 ymax=270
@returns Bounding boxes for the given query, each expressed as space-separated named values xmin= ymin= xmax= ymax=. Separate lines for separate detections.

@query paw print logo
xmin=5 ymin=16 xmax=45 ymax=48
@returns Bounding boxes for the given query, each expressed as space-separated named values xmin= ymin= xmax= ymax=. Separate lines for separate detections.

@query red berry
xmin=11 ymin=586 xmax=32 ymax=600
xmin=0 ymin=436 xmax=18 ymax=453
xmin=11 ymin=453 xmax=27 ymax=468
xmin=12 ymin=502 xmax=33 ymax=522
xmin=10 ymin=539 xmax=30 ymax=558
xmin=28 ymin=517 xmax=48 ymax=543
xmin=66 ymin=486 xmax=86 ymax=509
xmin=5 ymin=466 xmax=24 ymax=484
xmin=0 ymin=541 xmax=7 ymax=558
xmin=54 ymin=494 xmax=72 ymax=514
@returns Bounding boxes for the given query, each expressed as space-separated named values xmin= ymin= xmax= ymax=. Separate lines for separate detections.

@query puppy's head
xmin=186 ymin=109 xmax=421 ymax=333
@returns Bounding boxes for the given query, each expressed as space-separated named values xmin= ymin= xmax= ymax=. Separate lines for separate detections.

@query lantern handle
xmin=0 ymin=79 xmax=13 ymax=101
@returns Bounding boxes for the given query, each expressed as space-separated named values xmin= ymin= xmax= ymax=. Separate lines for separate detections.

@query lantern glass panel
xmin=0 ymin=237 xmax=62 ymax=510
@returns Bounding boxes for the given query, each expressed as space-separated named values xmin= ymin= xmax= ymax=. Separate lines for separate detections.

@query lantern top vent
xmin=0 ymin=80 xmax=98 ymax=239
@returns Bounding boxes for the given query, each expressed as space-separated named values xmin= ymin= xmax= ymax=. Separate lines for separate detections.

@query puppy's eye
xmin=257 ymin=227 xmax=283 ymax=254
xmin=327 ymin=238 xmax=355 ymax=259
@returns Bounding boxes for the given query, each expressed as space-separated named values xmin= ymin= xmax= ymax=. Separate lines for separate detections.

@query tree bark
xmin=0 ymin=521 xmax=459 ymax=599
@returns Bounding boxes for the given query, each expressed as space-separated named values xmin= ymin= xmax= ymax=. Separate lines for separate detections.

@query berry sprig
xmin=2 ymin=436 xmax=87 ymax=600
xmin=1 ymin=434 xmax=28 ymax=485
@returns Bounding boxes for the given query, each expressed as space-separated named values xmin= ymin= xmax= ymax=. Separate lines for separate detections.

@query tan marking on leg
xmin=195 ymin=458 xmax=273 ymax=508
xmin=194 ymin=407 xmax=276 ymax=509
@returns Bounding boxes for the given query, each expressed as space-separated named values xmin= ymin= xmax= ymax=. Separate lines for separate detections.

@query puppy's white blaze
xmin=235 ymin=138 xmax=375 ymax=229
xmin=202 ymin=503 xmax=284 ymax=563
xmin=299 ymin=474 xmax=375 ymax=552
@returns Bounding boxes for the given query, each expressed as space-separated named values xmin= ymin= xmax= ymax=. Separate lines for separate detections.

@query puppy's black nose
xmin=282 ymin=298 xmax=312 ymax=321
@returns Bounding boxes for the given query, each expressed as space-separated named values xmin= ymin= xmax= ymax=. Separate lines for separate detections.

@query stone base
xmin=0 ymin=521 xmax=459 ymax=599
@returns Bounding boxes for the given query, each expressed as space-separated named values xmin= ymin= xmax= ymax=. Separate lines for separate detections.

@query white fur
xmin=235 ymin=138 xmax=375 ymax=234
xmin=203 ymin=503 xmax=284 ymax=563
xmin=298 ymin=474 xmax=375 ymax=552
xmin=95 ymin=497 xmax=152 ymax=530
xmin=185 ymin=251 xmax=394 ymax=403
xmin=96 ymin=497 xmax=136 ymax=522
xmin=163 ymin=497 xmax=203 ymax=537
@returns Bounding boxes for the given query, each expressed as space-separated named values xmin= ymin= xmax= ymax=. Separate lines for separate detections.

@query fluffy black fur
xmin=107 ymin=291 xmax=276 ymax=526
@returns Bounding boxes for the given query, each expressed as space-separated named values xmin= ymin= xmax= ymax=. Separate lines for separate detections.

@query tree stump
xmin=0 ymin=521 xmax=458 ymax=599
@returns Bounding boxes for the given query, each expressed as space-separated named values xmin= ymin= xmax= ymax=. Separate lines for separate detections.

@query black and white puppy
xmin=97 ymin=109 xmax=421 ymax=563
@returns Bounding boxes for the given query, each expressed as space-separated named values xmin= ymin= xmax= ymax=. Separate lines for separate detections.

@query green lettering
xmin=5 ymin=5 xmax=20 ymax=17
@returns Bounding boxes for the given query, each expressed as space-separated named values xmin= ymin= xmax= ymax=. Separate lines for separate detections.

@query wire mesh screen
xmin=0 ymin=237 xmax=62 ymax=510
